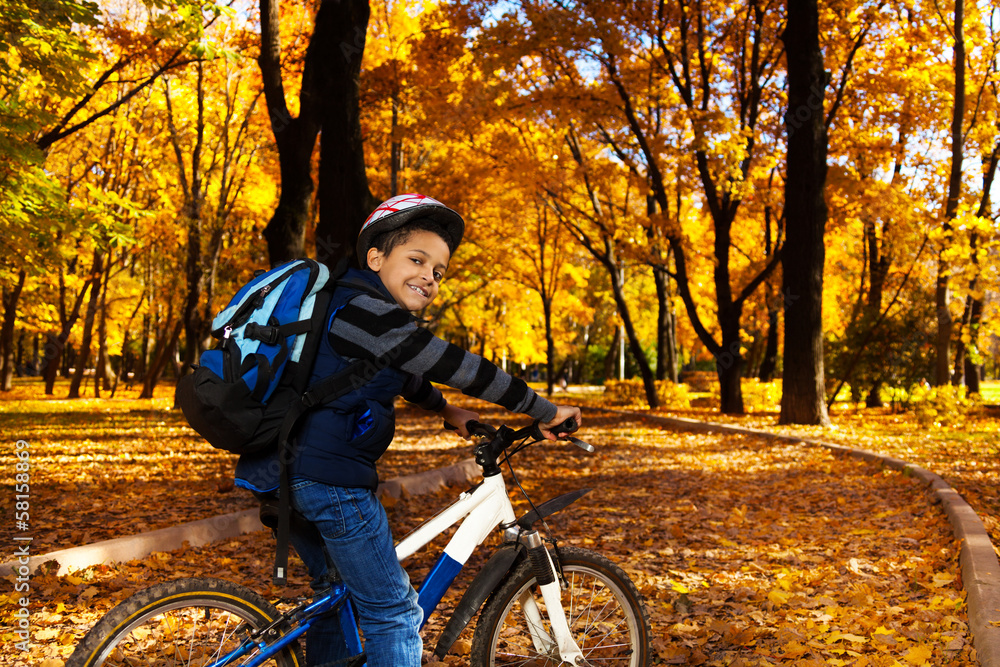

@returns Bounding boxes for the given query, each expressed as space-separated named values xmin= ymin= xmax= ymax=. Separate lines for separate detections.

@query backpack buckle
xmin=245 ymin=322 xmax=280 ymax=345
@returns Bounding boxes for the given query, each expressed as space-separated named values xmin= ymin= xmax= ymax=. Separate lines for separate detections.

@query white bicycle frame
xmin=394 ymin=471 xmax=587 ymax=665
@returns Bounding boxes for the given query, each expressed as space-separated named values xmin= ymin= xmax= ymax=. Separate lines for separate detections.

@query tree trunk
xmin=953 ymin=295 xmax=972 ymax=386
xmin=1 ymin=269 xmax=27 ymax=391
xmin=865 ymin=380 xmax=884 ymax=408
xmin=111 ymin=293 xmax=145 ymax=399
xmin=44 ymin=264 xmax=93 ymax=394
xmin=390 ymin=97 xmax=401 ymax=197
xmin=95 ymin=261 xmax=113 ymax=395
xmin=69 ymin=251 xmax=105 ymax=398
xmin=859 ymin=214 xmax=890 ymax=403
xmin=258 ymin=0 xmax=321 ymax=266
xmin=758 ymin=295 xmax=779 ymax=382
xmin=605 ymin=253 xmax=658 ymax=408
xmin=258 ymin=0 xmax=374 ymax=268
xmin=653 ymin=266 xmax=679 ymax=382
xmin=955 ymin=142 xmax=998 ymax=390
xmin=779 ymin=0 xmax=831 ymax=426
xmin=165 ymin=64 xmax=207 ymax=371
xmin=43 ymin=333 xmax=61 ymax=394
xmin=965 ymin=351 xmax=981 ymax=395
xmin=543 ymin=296 xmax=555 ymax=397
xmin=139 ymin=313 xmax=151 ymax=380
xmin=717 ymin=359 xmax=744 ymax=414
xmin=140 ymin=321 xmax=184 ymax=399
xmin=604 ymin=325 xmax=620 ymax=382
xmin=955 ymin=289 xmax=985 ymax=391
xmin=935 ymin=0 xmax=965 ymax=386
xmin=315 ymin=0 xmax=376 ymax=266
xmin=716 ymin=312 xmax=745 ymax=414
xmin=759 ymin=191 xmax=779 ymax=383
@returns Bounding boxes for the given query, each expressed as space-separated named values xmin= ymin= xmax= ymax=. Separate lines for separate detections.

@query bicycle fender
xmin=516 ymin=488 xmax=592 ymax=529
xmin=432 ymin=544 xmax=522 ymax=659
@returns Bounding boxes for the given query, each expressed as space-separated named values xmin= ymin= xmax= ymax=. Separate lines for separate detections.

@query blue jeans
xmin=289 ymin=480 xmax=423 ymax=667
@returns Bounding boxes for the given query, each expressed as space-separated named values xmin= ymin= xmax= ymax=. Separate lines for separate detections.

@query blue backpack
xmin=176 ymin=257 xmax=390 ymax=584
xmin=177 ymin=258 xmax=338 ymax=455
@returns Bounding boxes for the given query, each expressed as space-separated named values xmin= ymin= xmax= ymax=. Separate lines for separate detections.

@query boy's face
xmin=366 ymin=230 xmax=451 ymax=311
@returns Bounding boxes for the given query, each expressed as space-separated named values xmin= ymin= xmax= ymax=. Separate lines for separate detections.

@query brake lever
xmin=566 ymin=436 xmax=595 ymax=453
xmin=535 ymin=417 xmax=594 ymax=452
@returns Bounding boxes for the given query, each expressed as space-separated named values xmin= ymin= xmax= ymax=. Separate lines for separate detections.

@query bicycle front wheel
xmin=471 ymin=546 xmax=651 ymax=666
xmin=67 ymin=577 xmax=303 ymax=667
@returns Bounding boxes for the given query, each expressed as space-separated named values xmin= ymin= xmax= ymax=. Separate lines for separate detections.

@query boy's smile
xmin=366 ymin=230 xmax=451 ymax=311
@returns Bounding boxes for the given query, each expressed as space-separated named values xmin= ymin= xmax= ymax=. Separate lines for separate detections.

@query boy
xmin=235 ymin=193 xmax=582 ymax=667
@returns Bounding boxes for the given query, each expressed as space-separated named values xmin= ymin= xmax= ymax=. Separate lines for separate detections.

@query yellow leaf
xmin=931 ymin=573 xmax=956 ymax=588
xmin=904 ymin=644 xmax=934 ymax=665
xmin=768 ymin=588 xmax=791 ymax=606
xmin=453 ymin=638 xmax=472 ymax=656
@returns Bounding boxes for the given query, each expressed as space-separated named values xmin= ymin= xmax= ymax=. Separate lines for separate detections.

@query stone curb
xmin=0 ymin=458 xmax=480 ymax=578
xmin=615 ymin=409 xmax=1000 ymax=667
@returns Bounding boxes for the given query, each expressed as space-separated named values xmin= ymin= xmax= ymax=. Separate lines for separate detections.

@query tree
xmin=163 ymin=46 xmax=268 ymax=368
xmin=0 ymin=0 xmax=99 ymax=390
xmin=452 ymin=0 xmax=789 ymax=411
xmin=934 ymin=0 xmax=966 ymax=386
xmin=950 ymin=6 xmax=1000 ymax=392
xmin=1 ymin=0 xmax=221 ymax=393
xmin=778 ymin=0 xmax=831 ymax=426
xmin=258 ymin=0 xmax=376 ymax=267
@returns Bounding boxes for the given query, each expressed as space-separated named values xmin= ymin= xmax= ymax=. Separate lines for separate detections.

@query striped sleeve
xmin=400 ymin=373 xmax=446 ymax=412
xmin=329 ymin=294 xmax=557 ymax=422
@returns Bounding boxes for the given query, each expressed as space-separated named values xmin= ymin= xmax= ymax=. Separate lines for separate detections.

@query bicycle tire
xmin=66 ymin=577 xmax=303 ymax=667
xmin=470 ymin=546 xmax=651 ymax=666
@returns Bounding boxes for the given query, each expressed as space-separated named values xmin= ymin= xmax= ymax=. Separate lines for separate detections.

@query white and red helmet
xmin=357 ymin=193 xmax=465 ymax=265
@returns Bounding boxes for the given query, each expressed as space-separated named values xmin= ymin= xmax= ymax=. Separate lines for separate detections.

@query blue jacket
xmin=235 ymin=269 xmax=409 ymax=494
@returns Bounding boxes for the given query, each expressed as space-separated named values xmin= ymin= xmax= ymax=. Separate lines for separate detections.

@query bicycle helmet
xmin=357 ymin=193 xmax=465 ymax=265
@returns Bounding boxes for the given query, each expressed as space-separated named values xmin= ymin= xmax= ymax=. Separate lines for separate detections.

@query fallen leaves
xmin=641 ymin=399 xmax=1000 ymax=560
xmin=0 ymin=388 xmax=470 ymax=559
xmin=0 ymin=391 xmax=980 ymax=666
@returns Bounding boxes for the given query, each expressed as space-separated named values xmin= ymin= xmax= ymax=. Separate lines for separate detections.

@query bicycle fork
xmin=515 ymin=529 xmax=590 ymax=666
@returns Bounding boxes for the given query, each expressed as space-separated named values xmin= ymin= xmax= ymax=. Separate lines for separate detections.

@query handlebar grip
xmin=550 ymin=417 xmax=578 ymax=436
xmin=445 ymin=419 xmax=495 ymax=437
xmin=466 ymin=420 xmax=495 ymax=437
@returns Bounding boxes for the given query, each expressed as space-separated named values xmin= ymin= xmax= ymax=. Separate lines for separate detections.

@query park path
xmin=5 ymin=408 xmax=974 ymax=666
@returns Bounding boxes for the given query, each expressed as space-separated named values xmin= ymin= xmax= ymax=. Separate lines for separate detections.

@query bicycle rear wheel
xmin=471 ymin=546 xmax=651 ymax=666
xmin=67 ymin=577 xmax=303 ymax=667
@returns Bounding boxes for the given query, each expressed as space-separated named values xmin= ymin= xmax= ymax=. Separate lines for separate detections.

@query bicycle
xmin=67 ymin=417 xmax=652 ymax=667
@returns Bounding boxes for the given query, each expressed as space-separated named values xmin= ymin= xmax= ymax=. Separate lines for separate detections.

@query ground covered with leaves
xmin=0 ymin=382 xmax=977 ymax=666
xmin=0 ymin=379 xmax=468 ymax=559
xmin=642 ymin=400 xmax=1000 ymax=560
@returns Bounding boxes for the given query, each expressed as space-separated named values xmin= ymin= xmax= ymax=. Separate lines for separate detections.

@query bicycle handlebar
xmin=444 ymin=416 xmax=592 ymax=474
xmin=444 ymin=416 xmax=579 ymax=440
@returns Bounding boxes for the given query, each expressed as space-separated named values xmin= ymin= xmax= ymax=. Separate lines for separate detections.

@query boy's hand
xmin=441 ymin=404 xmax=480 ymax=439
xmin=539 ymin=405 xmax=582 ymax=441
